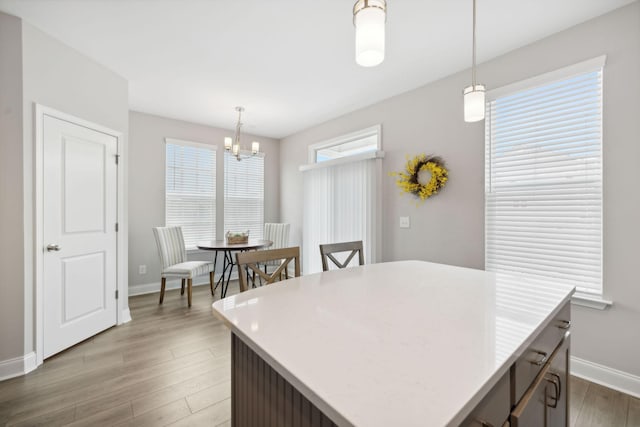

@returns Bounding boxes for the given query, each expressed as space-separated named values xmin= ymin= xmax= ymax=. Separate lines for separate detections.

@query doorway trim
xmin=34 ymin=104 xmax=130 ymax=367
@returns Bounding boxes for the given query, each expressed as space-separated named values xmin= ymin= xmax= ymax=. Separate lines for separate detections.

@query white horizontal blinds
xmin=165 ymin=141 xmax=216 ymax=249
xmin=224 ymin=153 xmax=264 ymax=240
xmin=486 ymin=69 xmax=603 ymax=296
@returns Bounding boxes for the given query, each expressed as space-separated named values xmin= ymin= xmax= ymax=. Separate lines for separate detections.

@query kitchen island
xmin=212 ymin=260 xmax=575 ymax=426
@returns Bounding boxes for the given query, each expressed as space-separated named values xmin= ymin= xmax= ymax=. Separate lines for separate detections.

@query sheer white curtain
xmin=302 ymin=158 xmax=380 ymax=274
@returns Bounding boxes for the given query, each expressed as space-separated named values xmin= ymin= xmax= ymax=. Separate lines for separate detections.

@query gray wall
xmin=0 ymin=12 xmax=25 ymax=362
xmin=0 ymin=12 xmax=129 ymax=364
xmin=280 ymin=3 xmax=640 ymax=377
xmin=128 ymin=111 xmax=280 ymax=289
xmin=20 ymin=22 xmax=129 ymax=357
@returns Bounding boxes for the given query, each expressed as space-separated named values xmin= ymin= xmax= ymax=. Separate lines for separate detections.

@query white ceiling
xmin=0 ymin=0 xmax=633 ymax=138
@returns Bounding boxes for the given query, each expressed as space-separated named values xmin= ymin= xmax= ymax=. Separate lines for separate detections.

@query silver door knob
xmin=46 ymin=244 xmax=61 ymax=252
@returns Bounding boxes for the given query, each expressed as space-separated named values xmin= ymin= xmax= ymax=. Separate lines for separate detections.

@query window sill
xmin=571 ymin=294 xmax=613 ymax=310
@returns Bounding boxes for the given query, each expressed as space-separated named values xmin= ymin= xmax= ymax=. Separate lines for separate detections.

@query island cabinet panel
xmin=460 ymin=373 xmax=510 ymax=427
xmin=546 ymin=335 xmax=569 ymax=427
xmin=232 ymin=334 xmax=339 ymax=427
xmin=512 ymin=303 xmax=571 ymax=405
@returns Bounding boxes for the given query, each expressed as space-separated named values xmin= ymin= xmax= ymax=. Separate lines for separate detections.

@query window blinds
xmin=485 ymin=67 xmax=603 ymax=296
xmin=224 ymin=152 xmax=265 ymax=240
xmin=302 ymin=158 xmax=379 ymax=274
xmin=165 ymin=140 xmax=216 ymax=249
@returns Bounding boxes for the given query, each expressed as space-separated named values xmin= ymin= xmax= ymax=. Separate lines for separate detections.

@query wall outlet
xmin=138 ymin=264 xmax=147 ymax=275
xmin=399 ymin=216 xmax=410 ymax=228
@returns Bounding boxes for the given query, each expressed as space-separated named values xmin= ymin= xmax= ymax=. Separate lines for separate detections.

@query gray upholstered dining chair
xmin=152 ymin=226 xmax=215 ymax=307
xmin=259 ymin=223 xmax=290 ymax=273
xmin=319 ymin=240 xmax=365 ymax=272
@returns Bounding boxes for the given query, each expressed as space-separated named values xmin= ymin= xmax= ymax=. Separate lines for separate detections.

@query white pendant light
xmin=353 ymin=0 xmax=386 ymax=67
xmin=463 ymin=0 xmax=485 ymax=122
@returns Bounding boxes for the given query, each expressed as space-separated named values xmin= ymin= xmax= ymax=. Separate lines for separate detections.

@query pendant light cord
xmin=472 ymin=0 xmax=477 ymax=87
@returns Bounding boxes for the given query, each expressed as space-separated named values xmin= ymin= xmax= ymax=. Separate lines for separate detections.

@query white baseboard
xmin=120 ymin=308 xmax=132 ymax=324
xmin=24 ymin=352 xmax=37 ymax=375
xmin=571 ymin=356 xmax=640 ymax=398
xmin=128 ymin=278 xmax=207 ymax=296
xmin=128 ymin=274 xmax=240 ymax=297
xmin=0 ymin=351 xmax=37 ymax=381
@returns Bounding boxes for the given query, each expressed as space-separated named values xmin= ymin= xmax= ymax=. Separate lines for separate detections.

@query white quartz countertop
xmin=212 ymin=260 xmax=575 ymax=427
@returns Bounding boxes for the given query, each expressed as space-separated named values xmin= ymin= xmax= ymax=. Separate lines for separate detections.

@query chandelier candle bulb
xmin=353 ymin=0 xmax=387 ymax=67
xmin=251 ymin=142 xmax=260 ymax=155
xmin=232 ymin=144 xmax=239 ymax=156
xmin=224 ymin=137 xmax=233 ymax=151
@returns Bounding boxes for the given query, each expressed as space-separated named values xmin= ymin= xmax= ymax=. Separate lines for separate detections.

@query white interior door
xmin=43 ymin=115 xmax=118 ymax=358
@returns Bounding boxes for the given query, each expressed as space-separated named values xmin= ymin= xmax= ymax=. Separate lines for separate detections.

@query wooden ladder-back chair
xmin=319 ymin=240 xmax=365 ymax=272
xmin=236 ymin=247 xmax=301 ymax=292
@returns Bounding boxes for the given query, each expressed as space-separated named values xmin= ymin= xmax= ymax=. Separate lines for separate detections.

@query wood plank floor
xmin=0 ymin=283 xmax=638 ymax=427
xmin=0 ymin=284 xmax=237 ymax=427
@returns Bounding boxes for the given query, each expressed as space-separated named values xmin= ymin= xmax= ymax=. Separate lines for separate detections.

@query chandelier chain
xmin=234 ymin=106 xmax=244 ymax=146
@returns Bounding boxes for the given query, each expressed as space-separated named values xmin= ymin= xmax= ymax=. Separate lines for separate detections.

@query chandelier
xmin=224 ymin=106 xmax=260 ymax=161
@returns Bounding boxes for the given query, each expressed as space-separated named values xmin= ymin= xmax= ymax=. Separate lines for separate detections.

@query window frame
xmin=164 ymin=137 xmax=218 ymax=250
xmin=306 ymin=125 xmax=382 ymax=168
xmin=485 ymin=56 xmax=611 ymax=309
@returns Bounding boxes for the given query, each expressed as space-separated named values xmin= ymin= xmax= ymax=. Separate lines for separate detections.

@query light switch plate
xmin=399 ymin=216 xmax=410 ymax=228
xmin=139 ymin=264 xmax=147 ymax=275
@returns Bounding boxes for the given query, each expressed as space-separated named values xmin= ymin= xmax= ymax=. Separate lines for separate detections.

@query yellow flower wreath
xmin=390 ymin=154 xmax=448 ymax=202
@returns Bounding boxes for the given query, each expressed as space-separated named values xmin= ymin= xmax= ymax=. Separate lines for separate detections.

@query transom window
xmin=309 ymin=125 xmax=381 ymax=164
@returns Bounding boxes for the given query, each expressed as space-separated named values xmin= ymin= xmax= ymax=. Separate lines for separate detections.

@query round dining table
xmin=197 ymin=239 xmax=273 ymax=298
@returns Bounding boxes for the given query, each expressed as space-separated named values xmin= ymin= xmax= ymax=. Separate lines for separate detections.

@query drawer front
xmin=461 ymin=373 xmax=510 ymax=427
xmin=510 ymin=356 xmax=552 ymax=427
xmin=511 ymin=333 xmax=569 ymax=427
xmin=512 ymin=302 xmax=570 ymax=405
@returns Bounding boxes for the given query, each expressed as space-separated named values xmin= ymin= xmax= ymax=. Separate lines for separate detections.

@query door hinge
xmin=115 ymin=290 xmax=119 ymax=299
xmin=115 ymin=222 xmax=119 ymax=232
xmin=115 ymin=154 xmax=120 ymax=165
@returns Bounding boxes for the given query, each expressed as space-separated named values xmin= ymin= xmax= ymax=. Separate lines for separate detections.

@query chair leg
xmin=187 ymin=278 xmax=193 ymax=307
xmin=210 ymin=271 xmax=215 ymax=296
xmin=181 ymin=278 xmax=186 ymax=295
xmin=159 ymin=277 xmax=166 ymax=304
